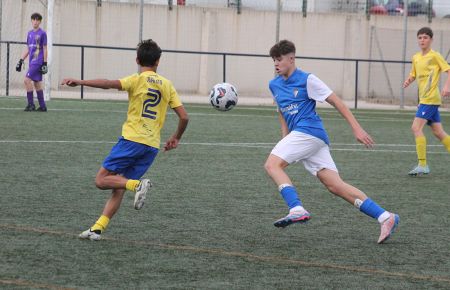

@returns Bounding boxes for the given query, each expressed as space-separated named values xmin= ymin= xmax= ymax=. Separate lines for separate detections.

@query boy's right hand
xmin=16 ymin=59 xmax=23 ymax=72
xmin=61 ymin=78 xmax=80 ymax=87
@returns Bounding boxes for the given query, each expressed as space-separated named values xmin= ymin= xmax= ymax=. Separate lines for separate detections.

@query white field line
xmin=0 ymin=140 xmax=447 ymax=154
xmin=0 ymin=106 xmax=413 ymax=122
xmin=1 ymin=97 xmax=450 ymax=116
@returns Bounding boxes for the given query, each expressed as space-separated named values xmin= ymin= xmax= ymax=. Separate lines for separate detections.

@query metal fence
xmin=1 ymin=40 xmax=413 ymax=109
xmin=1 ymin=0 xmax=450 ymax=108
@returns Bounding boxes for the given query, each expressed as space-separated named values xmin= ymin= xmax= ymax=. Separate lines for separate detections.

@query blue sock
xmin=359 ymin=198 xmax=385 ymax=219
xmin=280 ymin=186 xmax=302 ymax=209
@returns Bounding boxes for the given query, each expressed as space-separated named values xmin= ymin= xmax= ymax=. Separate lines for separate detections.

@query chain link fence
xmin=1 ymin=0 xmax=449 ymax=107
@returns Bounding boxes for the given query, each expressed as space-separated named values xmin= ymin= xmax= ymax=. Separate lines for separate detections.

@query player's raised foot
xmin=36 ymin=106 xmax=47 ymax=112
xmin=378 ymin=213 xmax=400 ymax=244
xmin=24 ymin=104 xmax=35 ymax=112
xmin=134 ymin=179 xmax=152 ymax=210
xmin=408 ymin=165 xmax=430 ymax=176
xmin=79 ymin=228 xmax=101 ymax=241
xmin=274 ymin=210 xmax=311 ymax=228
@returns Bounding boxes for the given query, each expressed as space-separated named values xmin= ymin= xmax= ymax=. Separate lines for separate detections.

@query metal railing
xmin=1 ymin=40 xmax=411 ymax=109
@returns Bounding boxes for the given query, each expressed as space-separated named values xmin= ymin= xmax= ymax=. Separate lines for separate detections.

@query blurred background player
xmin=61 ymin=39 xmax=189 ymax=241
xmin=16 ymin=12 xmax=48 ymax=112
xmin=403 ymin=27 xmax=450 ymax=176
xmin=265 ymin=40 xmax=399 ymax=244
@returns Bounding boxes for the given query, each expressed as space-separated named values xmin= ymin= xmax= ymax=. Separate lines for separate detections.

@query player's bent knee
xmin=264 ymin=161 xmax=279 ymax=176
xmin=94 ymin=177 xmax=108 ymax=190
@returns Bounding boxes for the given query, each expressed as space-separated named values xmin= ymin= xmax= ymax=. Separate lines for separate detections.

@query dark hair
xmin=270 ymin=40 xmax=296 ymax=58
xmin=137 ymin=39 xmax=162 ymax=67
xmin=31 ymin=13 xmax=43 ymax=21
xmin=417 ymin=27 xmax=433 ymax=38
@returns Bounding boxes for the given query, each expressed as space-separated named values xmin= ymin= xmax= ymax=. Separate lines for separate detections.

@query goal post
xmin=44 ymin=0 xmax=54 ymax=101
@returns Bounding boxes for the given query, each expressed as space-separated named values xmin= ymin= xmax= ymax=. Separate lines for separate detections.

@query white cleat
xmin=408 ymin=165 xmax=430 ymax=176
xmin=134 ymin=179 xmax=152 ymax=210
xmin=79 ymin=229 xmax=101 ymax=241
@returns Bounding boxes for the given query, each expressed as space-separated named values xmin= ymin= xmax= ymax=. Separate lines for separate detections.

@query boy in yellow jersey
xmin=61 ymin=39 xmax=189 ymax=240
xmin=403 ymin=27 xmax=450 ymax=176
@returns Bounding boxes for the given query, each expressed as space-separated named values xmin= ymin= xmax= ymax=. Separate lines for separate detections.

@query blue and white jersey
xmin=269 ymin=68 xmax=332 ymax=144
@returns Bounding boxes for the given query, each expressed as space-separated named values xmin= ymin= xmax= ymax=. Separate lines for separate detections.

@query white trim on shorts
xmin=270 ymin=131 xmax=338 ymax=176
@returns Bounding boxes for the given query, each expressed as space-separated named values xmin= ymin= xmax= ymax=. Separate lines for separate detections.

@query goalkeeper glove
xmin=40 ymin=62 xmax=48 ymax=74
xmin=16 ymin=59 xmax=24 ymax=72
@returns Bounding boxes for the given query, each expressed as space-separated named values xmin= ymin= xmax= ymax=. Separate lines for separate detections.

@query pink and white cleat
xmin=378 ymin=213 xmax=400 ymax=244
xmin=274 ymin=211 xmax=311 ymax=228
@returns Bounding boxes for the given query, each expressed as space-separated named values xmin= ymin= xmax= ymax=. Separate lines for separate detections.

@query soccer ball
xmin=209 ymin=83 xmax=238 ymax=111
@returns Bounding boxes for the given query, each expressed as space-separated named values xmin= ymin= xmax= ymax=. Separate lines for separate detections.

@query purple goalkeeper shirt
xmin=27 ymin=28 xmax=47 ymax=65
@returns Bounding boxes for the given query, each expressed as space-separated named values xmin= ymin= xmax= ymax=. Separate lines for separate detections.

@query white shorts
xmin=270 ymin=131 xmax=338 ymax=176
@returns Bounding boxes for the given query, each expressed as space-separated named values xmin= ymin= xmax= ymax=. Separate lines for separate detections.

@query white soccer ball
xmin=209 ymin=83 xmax=238 ymax=111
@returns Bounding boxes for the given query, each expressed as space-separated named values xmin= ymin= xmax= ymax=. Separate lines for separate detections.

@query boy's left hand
xmin=441 ymin=86 xmax=450 ymax=97
xmin=164 ymin=136 xmax=180 ymax=151
xmin=353 ymin=127 xmax=374 ymax=148
xmin=40 ymin=62 xmax=48 ymax=74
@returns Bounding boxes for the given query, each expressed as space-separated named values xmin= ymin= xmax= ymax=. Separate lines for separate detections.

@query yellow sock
xmin=416 ymin=136 xmax=427 ymax=167
xmin=91 ymin=215 xmax=110 ymax=233
xmin=442 ymin=136 xmax=450 ymax=153
xmin=126 ymin=179 xmax=140 ymax=192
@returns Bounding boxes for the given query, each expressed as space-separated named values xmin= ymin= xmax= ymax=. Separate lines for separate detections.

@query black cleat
xmin=36 ymin=107 xmax=47 ymax=112
xmin=24 ymin=104 xmax=36 ymax=111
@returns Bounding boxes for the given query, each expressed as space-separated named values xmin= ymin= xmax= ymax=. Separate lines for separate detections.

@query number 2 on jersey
xmin=142 ymin=88 xmax=161 ymax=120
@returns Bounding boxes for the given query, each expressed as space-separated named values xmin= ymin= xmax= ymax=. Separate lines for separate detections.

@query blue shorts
xmin=415 ymin=104 xmax=441 ymax=126
xmin=102 ymin=137 xmax=159 ymax=179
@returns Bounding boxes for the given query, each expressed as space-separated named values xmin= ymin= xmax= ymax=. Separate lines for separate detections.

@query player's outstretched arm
xmin=326 ymin=93 xmax=374 ymax=148
xmin=163 ymin=105 xmax=189 ymax=152
xmin=61 ymin=78 xmax=122 ymax=90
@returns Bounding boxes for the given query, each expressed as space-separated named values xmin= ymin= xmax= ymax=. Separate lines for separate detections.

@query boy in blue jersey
xmin=61 ymin=39 xmax=189 ymax=240
xmin=265 ymin=40 xmax=399 ymax=244
xmin=16 ymin=13 xmax=48 ymax=112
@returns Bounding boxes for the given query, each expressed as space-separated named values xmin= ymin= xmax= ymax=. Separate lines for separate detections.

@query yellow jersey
xmin=119 ymin=70 xmax=182 ymax=148
xmin=409 ymin=49 xmax=450 ymax=105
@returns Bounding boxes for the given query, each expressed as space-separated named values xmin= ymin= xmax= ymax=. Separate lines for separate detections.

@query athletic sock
xmin=126 ymin=179 xmax=140 ymax=192
xmin=279 ymin=184 xmax=302 ymax=210
xmin=36 ymin=90 xmax=46 ymax=108
xmin=26 ymin=91 xmax=34 ymax=105
xmin=289 ymin=205 xmax=306 ymax=214
xmin=442 ymin=136 xmax=450 ymax=153
xmin=359 ymin=198 xmax=388 ymax=223
xmin=415 ymin=136 xmax=427 ymax=167
xmin=91 ymin=215 xmax=110 ymax=233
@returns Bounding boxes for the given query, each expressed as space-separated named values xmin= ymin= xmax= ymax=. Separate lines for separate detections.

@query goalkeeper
xmin=16 ymin=13 xmax=48 ymax=112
